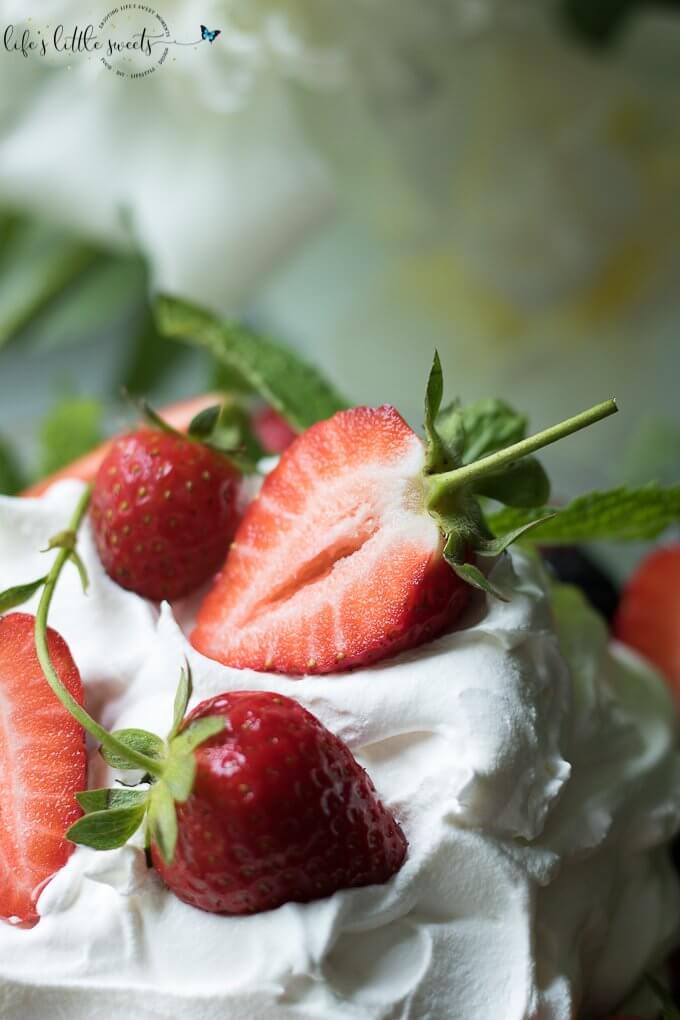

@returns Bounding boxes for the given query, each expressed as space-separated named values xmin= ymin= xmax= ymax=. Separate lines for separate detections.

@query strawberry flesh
xmin=91 ymin=429 xmax=241 ymax=602
xmin=614 ymin=544 xmax=680 ymax=703
xmin=0 ymin=613 xmax=86 ymax=927
xmin=152 ymin=691 xmax=407 ymax=914
xmin=192 ymin=405 xmax=470 ymax=674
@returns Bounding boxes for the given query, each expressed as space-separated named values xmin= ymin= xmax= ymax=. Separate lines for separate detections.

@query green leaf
xmin=67 ymin=802 xmax=147 ymax=850
xmin=163 ymin=753 xmax=196 ymax=803
xmin=487 ymin=485 xmax=680 ymax=544
xmin=131 ymin=397 xmax=182 ymax=438
xmin=447 ymin=560 xmax=510 ymax=602
xmin=38 ymin=395 xmax=103 ymax=477
xmin=155 ymin=295 xmax=349 ymax=431
xmin=26 ymin=255 xmax=147 ymax=355
xmin=0 ymin=576 xmax=47 ymax=613
xmin=101 ymin=729 xmax=165 ymax=771
xmin=476 ymin=515 xmax=557 ymax=557
xmin=188 ymin=404 xmax=221 ymax=439
xmin=76 ymin=787 xmax=149 ymax=814
xmin=0 ymin=220 xmax=98 ymax=348
xmin=473 ymin=457 xmax=551 ymax=508
xmin=171 ymin=715 xmax=225 ymax=756
xmin=169 ymin=664 xmax=193 ymax=741
xmin=208 ymin=402 xmax=266 ymax=471
xmin=424 ymin=352 xmax=458 ymax=474
xmin=117 ymin=303 xmax=189 ymax=396
xmin=458 ymin=399 xmax=527 ymax=464
xmin=435 ymin=401 xmax=466 ymax=466
xmin=0 ymin=436 xmax=25 ymax=495
xmin=147 ymin=781 xmax=178 ymax=865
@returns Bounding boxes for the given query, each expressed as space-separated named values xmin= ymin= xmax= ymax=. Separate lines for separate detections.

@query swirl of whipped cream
xmin=0 ymin=480 xmax=678 ymax=1020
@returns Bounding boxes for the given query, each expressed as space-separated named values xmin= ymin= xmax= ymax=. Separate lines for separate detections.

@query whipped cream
xmin=0 ymin=480 xmax=678 ymax=1020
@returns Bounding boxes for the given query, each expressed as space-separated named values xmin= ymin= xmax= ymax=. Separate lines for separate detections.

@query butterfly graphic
xmin=201 ymin=25 xmax=221 ymax=43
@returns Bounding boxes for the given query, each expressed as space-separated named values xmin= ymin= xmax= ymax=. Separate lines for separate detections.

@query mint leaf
xmin=0 ymin=436 xmax=25 ymax=495
xmin=118 ymin=303 xmax=188 ymax=396
xmin=67 ymin=802 xmax=147 ymax=850
xmin=474 ymin=457 xmax=550 ymax=508
xmin=487 ymin=485 xmax=680 ymax=543
xmin=147 ymin=781 xmax=178 ymax=865
xmin=0 ymin=576 xmax=47 ymax=613
xmin=155 ymin=295 xmax=349 ymax=431
xmin=457 ymin=399 xmax=527 ymax=464
xmin=0 ymin=220 xmax=97 ymax=348
xmin=435 ymin=401 xmax=466 ymax=466
xmin=100 ymin=729 xmax=165 ymax=771
xmin=39 ymin=395 xmax=103 ymax=477
xmin=76 ymin=787 xmax=149 ymax=814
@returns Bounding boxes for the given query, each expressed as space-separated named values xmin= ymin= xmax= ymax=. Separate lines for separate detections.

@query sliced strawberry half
xmin=192 ymin=405 xmax=471 ymax=674
xmin=0 ymin=613 xmax=87 ymax=927
xmin=614 ymin=544 xmax=680 ymax=704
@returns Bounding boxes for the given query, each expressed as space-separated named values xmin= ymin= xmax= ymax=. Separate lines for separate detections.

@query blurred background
xmin=0 ymin=0 xmax=677 ymax=577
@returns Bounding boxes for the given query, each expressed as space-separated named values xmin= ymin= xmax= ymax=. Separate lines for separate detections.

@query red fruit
xmin=23 ymin=393 xmax=222 ymax=498
xmin=91 ymin=429 xmax=241 ymax=601
xmin=252 ymin=406 xmax=297 ymax=454
xmin=0 ymin=613 xmax=86 ymax=927
xmin=614 ymin=544 xmax=680 ymax=703
xmin=192 ymin=405 xmax=471 ymax=674
xmin=152 ymin=691 xmax=407 ymax=914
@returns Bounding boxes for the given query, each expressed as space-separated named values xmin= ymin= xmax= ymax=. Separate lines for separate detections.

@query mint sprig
xmin=155 ymin=295 xmax=349 ymax=432
xmin=487 ymin=485 xmax=680 ymax=544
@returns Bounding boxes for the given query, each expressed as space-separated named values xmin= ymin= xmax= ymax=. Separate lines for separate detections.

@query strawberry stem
xmin=34 ymin=484 xmax=165 ymax=779
xmin=426 ymin=398 xmax=618 ymax=511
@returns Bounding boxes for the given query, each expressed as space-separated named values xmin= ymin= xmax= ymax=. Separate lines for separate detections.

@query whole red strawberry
xmin=151 ymin=691 xmax=407 ymax=914
xmin=91 ymin=428 xmax=241 ymax=601
xmin=614 ymin=544 xmax=680 ymax=704
xmin=0 ymin=613 xmax=86 ymax=927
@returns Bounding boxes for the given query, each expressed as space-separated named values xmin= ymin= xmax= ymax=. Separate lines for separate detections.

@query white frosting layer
xmin=0 ymin=480 xmax=678 ymax=1020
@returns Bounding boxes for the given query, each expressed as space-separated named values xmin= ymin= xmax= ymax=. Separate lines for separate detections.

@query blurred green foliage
xmin=38 ymin=396 xmax=105 ymax=478
xmin=0 ymin=436 xmax=25 ymax=495
xmin=563 ymin=0 xmax=680 ymax=46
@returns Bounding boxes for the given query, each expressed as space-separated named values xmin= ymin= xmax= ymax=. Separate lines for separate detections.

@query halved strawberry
xmin=192 ymin=405 xmax=471 ymax=674
xmin=0 ymin=613 xmax=86 ymax=927
xmin=192 ymin=365 xmax=617 ymax=675
xmin=614 ymin=544 xmax=680 ymax=703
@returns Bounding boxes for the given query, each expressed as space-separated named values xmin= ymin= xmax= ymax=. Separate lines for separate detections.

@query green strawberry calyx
xmin=419 ymin=352 xmax=618 ymax=599
xmin=133 ymin=395 xmax=265 ymax=476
